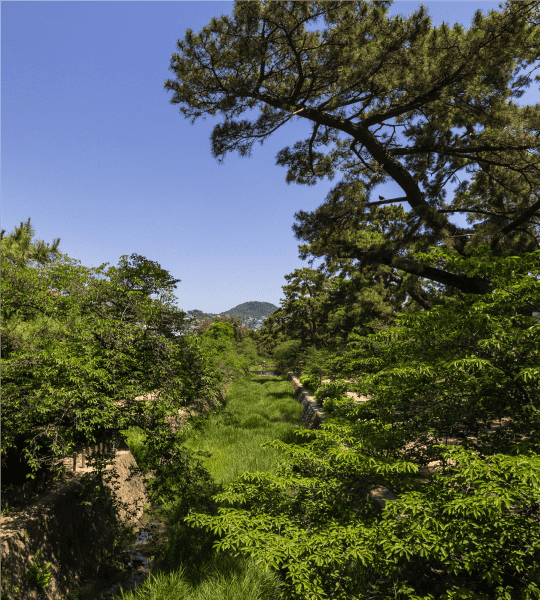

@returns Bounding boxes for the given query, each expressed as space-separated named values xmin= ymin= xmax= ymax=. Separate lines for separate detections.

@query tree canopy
xmin=1 ymin=218 xmax=61 ymax=267
xmin=255 ymin=262 xmax=397 ymax=356
xmin=186 ymin=246 xmax=540 ymax=599
xmin=1 ymin=222 xmax=226 ymax=484
xmin=164 ymin=0 xmax=540 ymax=306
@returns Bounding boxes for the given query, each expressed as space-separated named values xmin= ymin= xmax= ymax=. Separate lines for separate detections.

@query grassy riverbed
xmin=117 ymin=372 xmax=315 ymax=600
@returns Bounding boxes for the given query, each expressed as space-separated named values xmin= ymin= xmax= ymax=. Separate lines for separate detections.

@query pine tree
xmin=164 ymin=0 xmax=540 ymax=306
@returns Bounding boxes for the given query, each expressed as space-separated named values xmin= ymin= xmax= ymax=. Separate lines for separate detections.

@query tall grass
xmin=118 ymin=372 xmax=315 ymax=600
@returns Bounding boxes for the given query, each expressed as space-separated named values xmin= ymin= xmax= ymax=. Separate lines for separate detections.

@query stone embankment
xmin=1 ymin=376 xmax=238 ymax=600
xmin=0 ymin=450 xmax=148 ymax=600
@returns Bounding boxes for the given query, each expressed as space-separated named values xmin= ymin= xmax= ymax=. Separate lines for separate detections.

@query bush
xmin=184 ymin=246 xmax=540 ymax=600
xmin=297 ymin=345 xmax=337 ymax=386
xmin=299 ymin=375 xmax=317 ymax=391
xmin=204 ymin=321 xmax=235 ymax=342
xmin=314 ymin=380 xmax=350 ymax=414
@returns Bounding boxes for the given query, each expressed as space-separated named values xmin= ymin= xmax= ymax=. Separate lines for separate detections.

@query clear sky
xmin=2 ymin=1 xmax=538 ymax=314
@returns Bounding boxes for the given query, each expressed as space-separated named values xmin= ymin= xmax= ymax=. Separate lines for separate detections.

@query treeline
xmin=1 ymin=218 xmax=262 ymax=506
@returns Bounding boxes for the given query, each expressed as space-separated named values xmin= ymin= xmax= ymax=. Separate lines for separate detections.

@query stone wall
xmin=0 ymin=380 xmax=239 ymax=600
xmin=1 ymin=451 xmax=148 ymax=600
xmin=286 ymin=372 xmax=327 ymax=430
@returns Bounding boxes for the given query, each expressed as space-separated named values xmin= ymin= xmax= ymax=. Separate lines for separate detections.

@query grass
xmin=117 ymin=370 xmax=317 ymax=600
xmin=248 ymin=364 xmax=277 ymax=371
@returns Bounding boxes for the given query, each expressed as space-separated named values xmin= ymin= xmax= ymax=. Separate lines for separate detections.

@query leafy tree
xmin=253 ymin=259 xmax=401 ymax=379
xmin=325 ymin=246 xmax=540 ymax=463
xmin=198 ymin=319 xmax=259 ymax=383
xmin=184 ymin=247 xmax=540 ymax=599
xmin=262 ymin=267 xmax=334 ymax=350
xmin=270 ymin=339 xmax=305 ymax=373
xmin=1 ymin=233 xmax=226 ymax=489
xmin=102 ymin=253 xmax=189 ymax=338
xmin=247 ymin=321 xmax=290 ymax=363
xmin=203 ymin=320 xmax=235 ymax=342
xmin=214 ymin=314 xmax=251 ymax=343
xmin=164 ymin=0 xmax=540 ymax=307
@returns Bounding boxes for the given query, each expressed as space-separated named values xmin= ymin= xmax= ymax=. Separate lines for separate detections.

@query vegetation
xmin=157 ymin=2 xmax=540 ymax=598
xmin=185 ymin=247 xmax=540 ymax=600
xmin=3 ymin=231 xmax=539 ymax=599
xmin=3 ymin=1 xmax=540 ymax=599
xmin=116 ymin=372 xmax=311 ymax=600
xmin=1 ymin=219 xmax=254 ymax=589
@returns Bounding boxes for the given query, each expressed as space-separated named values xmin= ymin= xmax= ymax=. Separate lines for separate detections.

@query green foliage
xmin=23 ymin=549 xmax=54 ymax=590
xmin=204 ymin=321 xmax=235 ymax=342
xmin=197 ymin=324 xmax=257 ymax=385
xmin=1 ymin=242 xmax=224 ymax=475
xmin=298 ymin=344 xmax=345 ymax=387
xmin=164 ymin=0 xmax=540 ymax=304
xmin=314 ymin=380 xmax=350 ymax=415
xmin=329 ymin=246 xmax=540 ymax=461
xmin=299 ymin=375 xmax=317 ymax=391
xmin=1 ymin=221 xmax=230 ymax=576
xmin=256 ymin=265 xmax=396 ymax=360
xmin=1 ymin=218 xmax=61 ymax=267
xmin=270 ymin=339 xmax=304 ymax=373
xmin=183 ymin=247 xmax=540 ymax=599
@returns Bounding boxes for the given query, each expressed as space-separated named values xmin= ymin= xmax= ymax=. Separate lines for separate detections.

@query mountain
xmin=219 ymin=301 xmax=279 ymax=319
xmin=182 ymin=302 xmax=279 ymax=332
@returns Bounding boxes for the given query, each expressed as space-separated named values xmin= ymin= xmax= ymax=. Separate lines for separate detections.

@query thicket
xmin=0 ymin=220 xmax=264 ymax=589
xmin=187 ymin=246 xmax=540 ymax=600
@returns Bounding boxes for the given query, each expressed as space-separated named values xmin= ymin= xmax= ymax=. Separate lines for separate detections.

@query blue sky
xmin=2 ymin=1 xmax=538 ymax=314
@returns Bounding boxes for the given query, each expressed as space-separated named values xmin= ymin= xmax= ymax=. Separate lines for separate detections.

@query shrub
xmin=184 ymin=246 xmax=540 ymax=600
xmin=204 ymin=321 xmax=235 ymax=342
xmin=314 ymin=380 xmax=350 ymax=415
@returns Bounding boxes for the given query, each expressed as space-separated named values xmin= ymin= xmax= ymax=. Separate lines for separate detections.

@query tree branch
xmin=354 ymin=248 xmax=492 ymax=294
xmin=501 ymin=196 xmax=540 ymax=235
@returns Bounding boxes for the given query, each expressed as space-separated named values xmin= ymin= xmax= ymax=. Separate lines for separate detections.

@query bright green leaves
xmin=376 ymin=446 xmax=540 ymax=594
xmin=1 ymin=227 xmax=225 ymax=489
xmin=180 ymin=247 xmax=540 ymax=598
xmin=203 ymin=321 xmax=235 ymax=342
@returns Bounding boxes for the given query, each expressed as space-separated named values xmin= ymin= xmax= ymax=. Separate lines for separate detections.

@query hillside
xmin=183 ymin=301 xmax=279 ymax=332
xmin=219 ymin=301 xmax=279 ymax=319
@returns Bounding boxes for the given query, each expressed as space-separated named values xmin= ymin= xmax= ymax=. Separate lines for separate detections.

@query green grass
xmin=118 ymin=371 xmax=316 ymax=600
xmin=180 ymin=374 xmax=308 ymax=486
xmin=117 ymin=554 xmax=285 ymax=600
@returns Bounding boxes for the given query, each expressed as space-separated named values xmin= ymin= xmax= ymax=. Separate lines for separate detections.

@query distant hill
xmin=182 ymin=302 xmax=279 ymax=333
xmin=219 ymin=301 xmax=279 ymax=319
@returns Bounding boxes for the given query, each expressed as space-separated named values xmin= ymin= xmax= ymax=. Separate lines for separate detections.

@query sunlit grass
xmin=180 ymin=375 xmax=307 ymax=487
xmin=118 ymin=552 xmax=286 ymax=600
xmin=117 ymin=369 xmax=313 ymax=600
